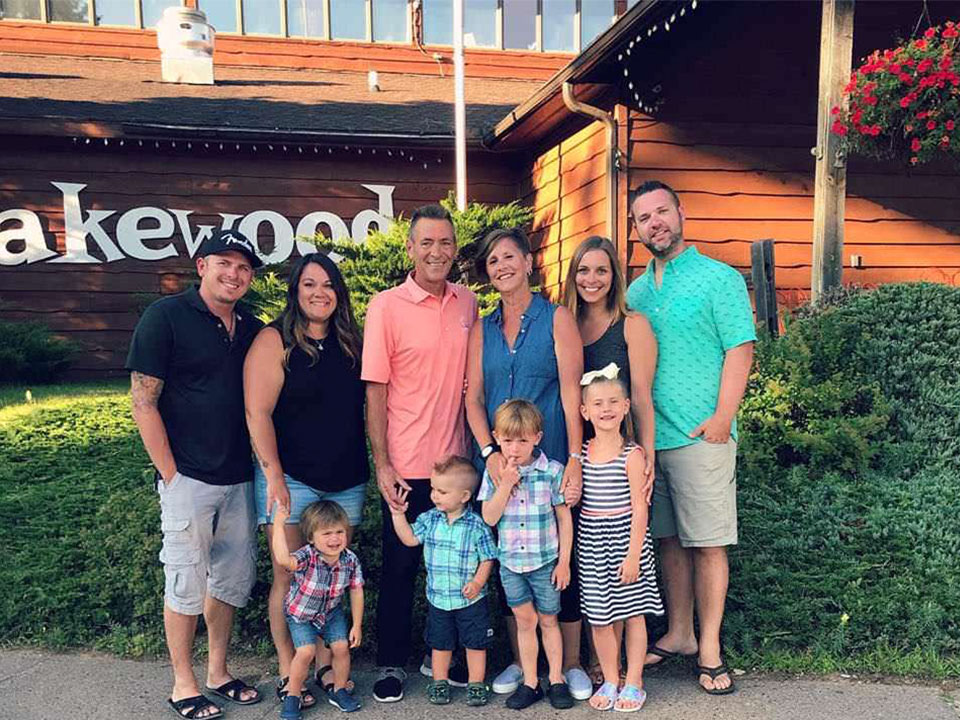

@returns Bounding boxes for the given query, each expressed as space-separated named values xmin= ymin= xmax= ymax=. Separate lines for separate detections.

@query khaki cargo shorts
xmin=157 ymin=472 xmax=257 ymax=615
xmin=649 ymin=440 xmax=738 ymax=547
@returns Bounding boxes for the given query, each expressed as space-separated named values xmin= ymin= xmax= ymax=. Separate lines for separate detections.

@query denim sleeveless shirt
xmin=482 ymin=293 xmax=568 ymax=462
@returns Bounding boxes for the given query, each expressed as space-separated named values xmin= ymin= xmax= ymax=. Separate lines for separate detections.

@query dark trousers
xmin=376 ymin=478 xmax=433 ymax=667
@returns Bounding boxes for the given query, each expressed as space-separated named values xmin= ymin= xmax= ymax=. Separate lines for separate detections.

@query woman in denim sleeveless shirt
xmin=465 ymin=227 xmax=592 ymax=700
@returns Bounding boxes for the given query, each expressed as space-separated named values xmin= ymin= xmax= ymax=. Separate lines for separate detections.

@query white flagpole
xmin=453 ymin=0 xmax=467 ymax=211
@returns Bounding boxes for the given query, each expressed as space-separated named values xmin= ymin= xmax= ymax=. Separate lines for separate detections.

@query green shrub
xmin=0 ymin=320 xmax=75 ymax=382
xmin=728 ymin=282 xmax=960 ymax=666
xmin=247 ymin=194 xmax=532 ymax=324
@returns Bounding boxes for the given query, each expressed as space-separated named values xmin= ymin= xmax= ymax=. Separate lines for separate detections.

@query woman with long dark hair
xmin=244 ymin=252 xmax=367 ymax=706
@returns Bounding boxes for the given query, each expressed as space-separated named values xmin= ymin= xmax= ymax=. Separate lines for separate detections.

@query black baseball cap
xmin=196 ymin=229 xmax=263 ymax=268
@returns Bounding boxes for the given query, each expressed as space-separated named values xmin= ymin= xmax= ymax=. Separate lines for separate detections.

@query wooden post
xmin=811 ymin=0 xmax=855 ymax=302
xmin=751 ymin=240 xmax=779 ymax=337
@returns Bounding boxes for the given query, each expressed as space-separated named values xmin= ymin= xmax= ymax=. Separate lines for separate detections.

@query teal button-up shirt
xmin=626 ymin=247 xmax=756 ymax=451
xmin=412 ymin=507 xmax=497 ymax=611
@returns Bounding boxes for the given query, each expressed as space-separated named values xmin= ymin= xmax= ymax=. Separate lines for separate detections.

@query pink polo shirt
xmin=362 ymin=273 xmax=478 ymax=479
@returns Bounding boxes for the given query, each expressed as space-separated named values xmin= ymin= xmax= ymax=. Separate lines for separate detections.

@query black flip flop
xmin=206 ymin=678 xmax=262 ymax=705
xmin=168 ymin=695 xmax=224 ymax=719
xmin=644 ymin=643 xmax=695 ymax=667
xmin=696 ymin=664 xmax=736 ymax=695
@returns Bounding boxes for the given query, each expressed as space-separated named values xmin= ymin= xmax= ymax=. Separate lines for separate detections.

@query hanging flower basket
xmin=830 ymin=21 xmax=959 ymax=166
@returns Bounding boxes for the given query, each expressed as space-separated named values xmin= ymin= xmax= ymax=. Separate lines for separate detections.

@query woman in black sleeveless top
xmin=244 ymin=252 xmax=367 ymax=703
xmin=562 ymin=236 xmax=658 ymax=687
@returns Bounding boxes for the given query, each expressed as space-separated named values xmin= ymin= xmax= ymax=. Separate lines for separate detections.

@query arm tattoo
xmin=250 ymin=439 xmax=270 ymax=470
xmin=130 ymin=372 xmax=164 ymax=411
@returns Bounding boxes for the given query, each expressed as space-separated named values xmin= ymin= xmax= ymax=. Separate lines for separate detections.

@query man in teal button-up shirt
xmin=626 ymin=181 xmax=755 ymax=696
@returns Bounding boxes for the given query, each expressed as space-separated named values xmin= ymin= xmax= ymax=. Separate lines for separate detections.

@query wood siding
xmin=624 ymin=0 xmax=960 ymax=307
xmin=0 ymin=21 xmax=570 ymax=81
xmin=0 ymin=142 xmax=520 ymax=378
xmin=521 ymin=121 xmax=609 ymax=300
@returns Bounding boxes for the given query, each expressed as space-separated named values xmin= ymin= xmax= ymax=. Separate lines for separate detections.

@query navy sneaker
xmin=372 ymin=667 xmax=406 ymax=703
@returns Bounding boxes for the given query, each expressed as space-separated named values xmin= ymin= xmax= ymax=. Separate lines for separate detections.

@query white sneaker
xmin=419 ymin=654 xmax=432 ymax=678
xmin=492 ymin=663 xmax=523 ymax=694
xmin=564 ymin=667 xmax=593 ymax=701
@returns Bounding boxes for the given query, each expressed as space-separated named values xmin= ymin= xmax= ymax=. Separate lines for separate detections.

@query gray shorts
xmin=157 ymin=472 xmax=257 ymax=615
xmin=649 ymin=440 xmax=738 ymax=548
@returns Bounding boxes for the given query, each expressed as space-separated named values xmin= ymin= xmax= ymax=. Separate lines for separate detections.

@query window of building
xmin=502 ymin=0 xmax=535 ymax=51
xmin=286 ymin=0 xmax=322 ymax=37
xmin=330 ymin=0 xmax=364 ymax=39
xmin=141 ymin=0 xmax=171 ymax=27
xmin=542 ymin=0 xmax=575 ymax=52
xmin=49 ymin=0 xmax=88 ymax=22
xmin=464 ymin=0 xmax=495 ymax=47
xmin=422 ymin=0 xmax=451 ymax=45
xmin=1 ymin=0 xmax=42 ymax=19
xmin=95 ymin=0 xmax=136 ymax=25
xmin=372 ymin=0 xmax=406 ymax=42
xmin=241 ymin=0 xmax=280 ymax=34
xmin=580 ymin=0 xmax=614 ymax=49
xmin=197 ymin=0 xmax=237 ymax=32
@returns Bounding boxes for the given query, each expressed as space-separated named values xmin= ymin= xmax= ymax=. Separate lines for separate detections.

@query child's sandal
xmin=427 ymin=680 xmax=451 ymax=705
xmin=466 ymin=682 xmax=491 ymax=706
xmin=613 ymin=685 xmax=646 ymax=713
xmin=276 ymin=677 xmax=316 ymax=709
xmin=589 ymin=681 xmax=619 ymax=711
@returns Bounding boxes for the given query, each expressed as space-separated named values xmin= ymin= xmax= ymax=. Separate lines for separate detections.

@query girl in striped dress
xmin=577 ymin=363 xmax=663 ymax=712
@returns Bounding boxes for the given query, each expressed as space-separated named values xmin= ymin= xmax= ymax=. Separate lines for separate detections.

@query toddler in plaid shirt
xmin=391 ymin=456 xmax=497 ymax=707
xmin=272 ymin=500 xmax=364 ymax=719
xmin=479 ymin=399 xmax=573 ymax=711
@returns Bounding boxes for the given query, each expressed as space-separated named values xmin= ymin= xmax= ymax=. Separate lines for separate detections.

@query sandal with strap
xmin=316 ymin=664 xmax=356 ymax=694
xmin=696 ymin=664 xmax=736 ymax=696
xmin=206 ymin=678 xmax=261 ymax=705
xmin=276 ymin=676 xmax=317 ymax=708
xmin=614 ymin=685 xmax=647 ymax=713
xmin=466 ymin=682 xmax=491 ymax=706
xmin=168 ymin=695 xmax=224 ymax=720
xmin=589 ymin=681 xmax=619 ymax=711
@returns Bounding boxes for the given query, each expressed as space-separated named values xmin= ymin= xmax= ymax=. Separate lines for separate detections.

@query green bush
xmin=728 ymin=282 xmax=960 ymax=668
xmin=0 ymin=320 xmax=75 ymax=382
xmin=246 ymin=194 xmax=531 ymax=323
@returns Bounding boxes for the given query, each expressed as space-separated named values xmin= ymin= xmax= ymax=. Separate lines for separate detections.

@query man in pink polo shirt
xmin=362 ymin=204 xmax=478 ymax=703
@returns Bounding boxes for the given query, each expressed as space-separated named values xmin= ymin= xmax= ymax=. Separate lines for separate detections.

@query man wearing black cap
xmin=127 ymin=230 xmax=264 ymax=719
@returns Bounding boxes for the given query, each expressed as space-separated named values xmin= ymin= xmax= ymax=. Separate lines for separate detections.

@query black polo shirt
xmin=125 ymin=286 xmax=263 ymax=486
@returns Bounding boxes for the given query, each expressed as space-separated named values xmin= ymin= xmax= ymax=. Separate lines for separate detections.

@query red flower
xmin=906 ymin=124 xmax=915 ymax=132
xmin=942 ymin=136 xmax=951 ymax=145
xmin=911 ymin=137 xmax=922 ymax=151
xmin=889 ymin=63 xmax=902 ymax=74
xmin=831 ymin=120 xmax=848 ymax=136
xmin=927 ymin=120 xmax=937 ymax=130
xmin=947 ymin=120 xmax=956 ymax=131
xmin=944 ymin=26 xmax=958 ymax=38
xmin=917 ymin=111 xmax=929 ymax=119
xmin=899 ymin=73 xmax=914 ymax=84
xmin=924 ymin=27 xmax=937 ymax=39
xmin=870 ymin=124 xmax=882 ymax=136
xmin=863 ymin=94 xmax=878 ymax=106
xmin=911 ymin=156 xmax=920 ymax=164
xmin=914 ymin=38 xmax=928 ymax=50
xmin=917 ymin=59 xmax=933 ymax=73
xmin=852 ymin=108 xmax=864 ymax=124
xmin=831 ymin=106 xmax=841 ymax=115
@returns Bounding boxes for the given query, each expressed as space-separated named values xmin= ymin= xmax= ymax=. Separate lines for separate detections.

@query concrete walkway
xmin=1 ymin=649 xmax=957 ymax=720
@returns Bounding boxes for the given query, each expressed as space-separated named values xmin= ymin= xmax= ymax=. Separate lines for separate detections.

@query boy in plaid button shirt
xmin=391 ymin=456 xmax=497 ymax=706
xmin=479 ymin=400 xmax=573 ymax=711
xmin=273 ymin=501 xmax=364 ymax=719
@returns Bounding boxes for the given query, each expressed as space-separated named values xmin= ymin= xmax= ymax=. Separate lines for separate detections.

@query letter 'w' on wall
xmin=0 ymin=182 xmax=396 ymax=266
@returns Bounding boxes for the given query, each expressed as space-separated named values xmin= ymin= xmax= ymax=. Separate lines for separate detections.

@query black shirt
xmin=270 ymin=322 xmax=369 ymax=492
xmin=125 ymin=286 xmax=263 ymax=485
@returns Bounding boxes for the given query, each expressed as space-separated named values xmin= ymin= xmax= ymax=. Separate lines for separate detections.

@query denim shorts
xmin=286 ymin=603 xmax=349 ymax=648
xmin=255 ymin=465 xmax=366 ymax=527
xmin=157 ymin=472 xmax=256 ymax=615
xmin=500 ymin=559 xmax=561 ymax=615
xmin=424 ymin=599 xmax=493 ymax=651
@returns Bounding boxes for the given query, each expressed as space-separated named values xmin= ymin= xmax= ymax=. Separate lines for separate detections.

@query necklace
xmin=313 ymin=337 xmax=324 ymax=352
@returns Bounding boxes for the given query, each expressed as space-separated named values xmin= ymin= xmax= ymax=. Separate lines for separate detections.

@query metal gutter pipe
xmin=561 ymin=81 xmax=619 ymax=245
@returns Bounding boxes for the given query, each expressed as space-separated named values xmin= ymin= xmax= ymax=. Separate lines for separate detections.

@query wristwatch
xmin=480 ymin=443 xmax=500 ymax=460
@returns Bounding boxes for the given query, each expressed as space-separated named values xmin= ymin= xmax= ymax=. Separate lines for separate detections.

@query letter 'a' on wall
xmin=0 ymin=182 xmax=397 ymax=266
xmin=0 ymin=209 xmax=57 ymax=265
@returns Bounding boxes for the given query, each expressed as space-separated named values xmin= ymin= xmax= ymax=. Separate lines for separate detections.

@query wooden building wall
xmin=0 ymin=21 xmax=570 ymax=81
xmin=625 ymin=0 xmax=960 ymax=306
xmin=522 ymin=121 xmax=610 ymax=299
xmin=0 ymin=140 xmax=520 ymax=378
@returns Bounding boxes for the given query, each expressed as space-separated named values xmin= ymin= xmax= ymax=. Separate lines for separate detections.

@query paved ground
xmin=1 ymin=649 xmax=957 ymax=720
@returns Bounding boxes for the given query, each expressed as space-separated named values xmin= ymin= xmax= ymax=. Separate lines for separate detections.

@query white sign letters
xmin=0 ymin=182 xmax=396 ymax=266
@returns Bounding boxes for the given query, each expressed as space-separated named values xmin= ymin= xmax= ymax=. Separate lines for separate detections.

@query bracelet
xmin=569 ymin=452 xmax=583 ymax=461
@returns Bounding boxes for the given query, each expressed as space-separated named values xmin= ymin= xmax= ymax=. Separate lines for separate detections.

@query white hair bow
xmin=580 ymin=362 xmax=620 ymax=386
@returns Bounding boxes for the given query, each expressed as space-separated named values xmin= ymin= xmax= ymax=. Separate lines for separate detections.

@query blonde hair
xmin=493 ymin=398 xmax=543 ymax=438
xmin=433 ymin=454 xmax=480 ymax=492
xmin=562 ymin=236 xmax=628 ymax=323
xmin=300 ymin=500 xmax=350 ymax=540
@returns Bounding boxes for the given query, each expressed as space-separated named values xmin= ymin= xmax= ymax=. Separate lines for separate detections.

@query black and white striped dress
xmin=577 ymin=442 xmax=664 ymax=625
